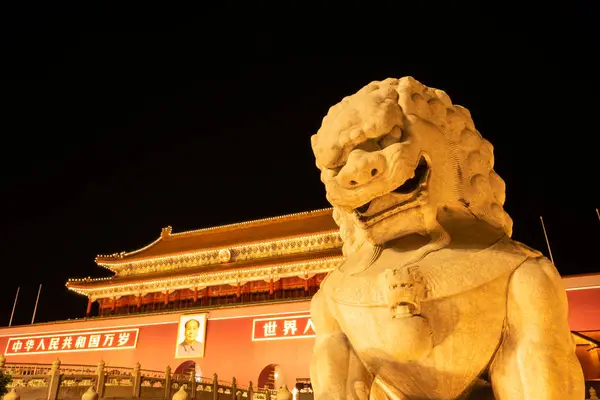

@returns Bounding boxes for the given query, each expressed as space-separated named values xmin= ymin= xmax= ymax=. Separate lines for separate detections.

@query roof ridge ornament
xmin=161 ymin=226 xmax=173 ymax=239
xmin=218 ymin=248 xmax=232 ymax=263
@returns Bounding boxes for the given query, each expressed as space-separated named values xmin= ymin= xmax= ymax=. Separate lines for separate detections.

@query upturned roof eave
xmin=68 ymin=249 xmax=344 ymax=291
xmin=94 ymin=208 xmax=337 ymax=265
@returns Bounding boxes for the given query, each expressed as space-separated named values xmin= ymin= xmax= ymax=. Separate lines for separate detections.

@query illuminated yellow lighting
xmin=4 ymin=328 xmax=140 ymax=356
xmin=68 ymin=254 xmax=341 ymax=285
xmin=95 ymin=230 xmax=342 ymax=270
xmin=209 ymin=309 xmax=310 ymax=322
xmin=565 ymin=285 xmax=600 ymax=291
xmin=68 ymin=208 xmax=342 ymax=301
xmin=0 ymin=309 xmax=312 ymax=338
xmin=170 ymin=208 xmax=334 ymax=237
xmin=0 ymin=322 xmax=174 ymax=338
xmin=251 ymin=314 xmax=316 ymax=342
xmin=66 ymin=257 xmax=343 ymax=299
xmin=96 ymin=207 xmax=334 ymax=264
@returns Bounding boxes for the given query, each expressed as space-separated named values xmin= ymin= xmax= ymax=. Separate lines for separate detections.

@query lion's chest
xmin=337 ymin=303 xmax=434 ymax=362
xmin=326 ymin=267 xmax=511 ymax=398
xmin=329 ymin=271 xmax=432 ymax=360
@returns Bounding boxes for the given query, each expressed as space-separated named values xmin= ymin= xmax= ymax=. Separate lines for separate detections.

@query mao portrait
xmin=175 ymin=313 xmax=207 ymax=359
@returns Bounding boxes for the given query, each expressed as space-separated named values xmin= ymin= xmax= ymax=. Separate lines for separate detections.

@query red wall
xmin=2 ymin=287 xmax=599 ymax=389
xmin=0 ymin=301 xmax=314 ymax=390
xmin=566 ymin=288 xmax=600 ymax=331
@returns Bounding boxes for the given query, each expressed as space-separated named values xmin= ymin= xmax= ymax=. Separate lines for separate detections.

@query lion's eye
xmin=329 ymin=166 xmax=343 ymax=176
xmin=379 ymin=134 xmax=398 ymax=148
xmin=379 ymin=126 xmax=403 ymax=148
xmin=354 ymin=138 xmax=381 ymax=153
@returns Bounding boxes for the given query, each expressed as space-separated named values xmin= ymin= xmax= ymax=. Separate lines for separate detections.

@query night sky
xmin=1 ymin=3 xmax=597 ymax=326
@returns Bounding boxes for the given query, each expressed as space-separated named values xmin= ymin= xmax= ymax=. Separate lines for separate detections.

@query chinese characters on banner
xmin=252 ymin=314 xmax=315 ymax=341
xmin=4 ymin=328 xmax=139 ymax=356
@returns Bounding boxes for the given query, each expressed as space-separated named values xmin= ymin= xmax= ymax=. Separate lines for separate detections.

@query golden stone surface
xmin=309 ymin=77 xmax=584 ymax=399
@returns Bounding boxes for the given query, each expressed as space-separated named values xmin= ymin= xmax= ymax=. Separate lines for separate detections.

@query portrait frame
xmin=174 ymin=312 xmax=208 ymax=359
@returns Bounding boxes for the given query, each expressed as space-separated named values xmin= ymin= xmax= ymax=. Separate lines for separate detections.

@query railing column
xmin=95 ymin=360 xmax=106 ymax=399
xmin=46 ymin=358 xmax=61 ymax=400
xmin=248 ymin=382 xmax=254 ymax=400
xmin=212 ymin=373 xmax=218 ymax=400
xmin=231 ymin=376 xmax=236 ymax=400
xmin=189 ymin=369 xmax=196 ymax=399
xmin=164 ymin=365 xmax=172 ymax=400
xmin=132 ymin=362 xmax=142 ymax=398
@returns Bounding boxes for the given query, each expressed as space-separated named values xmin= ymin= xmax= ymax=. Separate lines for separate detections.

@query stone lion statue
xmin=309 ymin=77 xmax=584 ymax=399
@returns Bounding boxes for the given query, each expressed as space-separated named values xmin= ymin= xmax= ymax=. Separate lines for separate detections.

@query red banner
xmin=4 ymin=328 xmax=139 ymax=356
xmin=252 ymin=314 xmax=315 ymax=341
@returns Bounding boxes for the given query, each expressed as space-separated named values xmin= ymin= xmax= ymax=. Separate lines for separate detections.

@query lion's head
xmin=311 ymin=77 xmax=512 ymax=256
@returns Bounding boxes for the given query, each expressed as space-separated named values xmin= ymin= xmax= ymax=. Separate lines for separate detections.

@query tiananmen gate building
xmin=1 ymin=208 xmax=599 ymax=396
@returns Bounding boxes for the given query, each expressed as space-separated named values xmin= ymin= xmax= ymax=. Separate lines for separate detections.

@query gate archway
xmin=174 ymin=360 xmax=201 ymax=380
xmin=257 ymin=364 xmax=284 ymax=390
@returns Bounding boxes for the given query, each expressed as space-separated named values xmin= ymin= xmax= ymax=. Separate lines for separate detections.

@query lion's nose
xmin=337 ymin=150 xmax=386 ymax=189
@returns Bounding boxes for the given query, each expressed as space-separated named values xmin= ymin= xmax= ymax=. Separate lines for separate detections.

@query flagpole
xmin=539 ymin=216 xmax=556 ymax=265
xmin=31 ymin=284 xmax=42 ymax=324
xmin=9 ymin=287 xmax=20 ymax=327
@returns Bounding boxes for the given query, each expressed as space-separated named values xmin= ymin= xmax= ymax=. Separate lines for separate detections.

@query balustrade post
xmin=212 ymin=373 xmax=218 ymax=400
xmin=248 ymin=381 xmax=254 ymax=400
xmin=95 ymin=360 xmax=106 ymax=399
xmin=132 ymin=362 xmax=142 ymax=398
xmin=164 ymin=365 xmax=172 ymax=400
xmin=189 ymin=369 xmax=196 ymax=400
xmin=46 ymin=358 xmax=61 ymax=400
xmin=231 ymin=377 xmax=236 ymax=400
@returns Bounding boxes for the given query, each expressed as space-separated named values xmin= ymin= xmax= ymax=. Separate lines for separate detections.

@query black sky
xmin=0 ymin=2 xmax=598 ymax=326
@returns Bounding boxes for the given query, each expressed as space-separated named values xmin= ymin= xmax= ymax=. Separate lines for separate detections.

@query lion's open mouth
xmin=354 ymin=156 xmax=429 ymax=223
